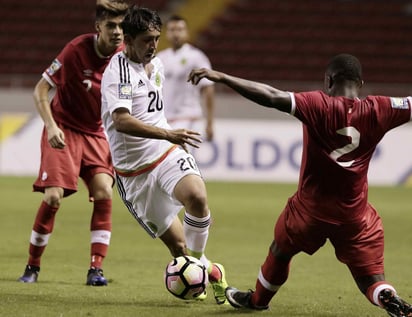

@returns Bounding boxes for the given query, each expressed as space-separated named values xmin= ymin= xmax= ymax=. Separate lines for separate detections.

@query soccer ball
xmin=164 ymin=255 xmax=209 ymax=300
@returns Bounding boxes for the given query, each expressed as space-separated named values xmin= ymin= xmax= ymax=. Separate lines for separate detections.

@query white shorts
xmin=115 ymin=147 xmax=202 ymax=238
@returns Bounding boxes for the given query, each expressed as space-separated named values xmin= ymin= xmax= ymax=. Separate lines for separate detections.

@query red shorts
xmin=33 ymin=126 xmax=114 ymax=197
xmin=275 ymin=198 xmax=384 ymax=277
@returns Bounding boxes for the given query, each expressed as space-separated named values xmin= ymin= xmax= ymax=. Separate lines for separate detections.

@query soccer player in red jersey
xmin=188 ymin=54 xmax=412 ymax=316
xmin=18 ymin=0 xmax=128 ymax=286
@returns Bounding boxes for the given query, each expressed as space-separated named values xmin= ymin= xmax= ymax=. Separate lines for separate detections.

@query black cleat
xmin=225 ymin=287 xmax=269 ymax=310
xmin=86 ymin=267 xmax=108 ymax=286
xmin=379 ymin=288 xmax=412 ymax=317
xmin=18 ymin=265 xmax=40 ymax=283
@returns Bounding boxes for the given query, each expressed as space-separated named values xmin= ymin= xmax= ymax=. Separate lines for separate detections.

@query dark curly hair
xmin=121 ymin=5 xmax=162 ymax=38
xmin=326 ymin=53 xmax=363 ymax=83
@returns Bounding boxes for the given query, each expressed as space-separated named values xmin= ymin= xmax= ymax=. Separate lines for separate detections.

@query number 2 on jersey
xmin=329 ymin=126 xmax=360 ymax=167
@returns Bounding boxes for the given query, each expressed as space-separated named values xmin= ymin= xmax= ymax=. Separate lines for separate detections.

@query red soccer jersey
xmin=290 ymin=91 xmax=411 ymax=224
xmin=43 ymin=33 xmax=123 ymax=138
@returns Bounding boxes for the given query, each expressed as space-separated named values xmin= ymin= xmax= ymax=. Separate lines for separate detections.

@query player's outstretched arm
xmin=188 ymin=68 xmax=291 ymax=113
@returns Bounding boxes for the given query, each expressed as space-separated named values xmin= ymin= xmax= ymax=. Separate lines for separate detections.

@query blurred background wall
xmin=1 ymin=0 xmax=412 ymax=182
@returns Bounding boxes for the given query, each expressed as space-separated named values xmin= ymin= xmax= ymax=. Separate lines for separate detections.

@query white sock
xmin=373 ymin=284 xmax=396 ymax=307
xmin=183 ymin=212 xmax=210 ymax=258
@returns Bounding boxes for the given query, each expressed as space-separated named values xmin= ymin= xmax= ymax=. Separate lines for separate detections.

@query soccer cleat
xmin=18 ymin=265 xmax=40 ymax=283
xmin=209 ymin=263 xmax=229 ymax=305
xmin=86 ymin=267 xmax=108 ymax=286
xmin=379 ymin=288 xmax=412 ymax=317
xmin=225 ymin=287 xmax=269 ymax=310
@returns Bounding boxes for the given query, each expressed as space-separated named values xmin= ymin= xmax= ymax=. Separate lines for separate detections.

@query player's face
xmin=96 ymin=15 xmax=124 ymax=55
xmin=166 ymin=20 xmax=188 ymax=49
xmin=126 ymin=28 xmax=160 ymax=65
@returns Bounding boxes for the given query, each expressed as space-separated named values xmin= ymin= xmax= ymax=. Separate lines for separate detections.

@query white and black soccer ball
xmin=164 ymin=255 xmax=209 ymax=300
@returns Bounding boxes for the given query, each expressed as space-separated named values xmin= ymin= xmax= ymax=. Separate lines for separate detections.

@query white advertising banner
xmin=1 ymin=114 xmax=412 ymax=185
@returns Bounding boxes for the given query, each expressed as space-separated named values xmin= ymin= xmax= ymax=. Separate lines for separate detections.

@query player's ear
xmin=324 ymin=74 xmax=333 ymax=90
xmin=328 ymin=76 xmax=334 ymax=89
xmin=95 ymin=22 xmax=101 ymax=33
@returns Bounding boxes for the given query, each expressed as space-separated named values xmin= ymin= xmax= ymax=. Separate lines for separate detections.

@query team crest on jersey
xmin=118 ymin=83 xmax=132 ymax=99
xmin=180 ymin=57 xmax=187 ymax=65
xmin=155 ymin=72 xmax=161 ymax=87
xmin=390 ymin=97 xmax=409 ymax=109
xmin=46 ymin=59 xmax=62 ymax=76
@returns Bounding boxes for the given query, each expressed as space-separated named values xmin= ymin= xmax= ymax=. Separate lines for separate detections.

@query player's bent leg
xmin=159 ymin=217 xmax=187 ymax=258
xmin=174 ymin=174 xmax=209 ymax=219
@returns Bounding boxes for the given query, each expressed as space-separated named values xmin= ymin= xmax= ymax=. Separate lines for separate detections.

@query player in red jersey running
xmin=18 ymin=0 xmax=128 ymax=286
xmin=188 ymin=54 xmax=412 ymax=317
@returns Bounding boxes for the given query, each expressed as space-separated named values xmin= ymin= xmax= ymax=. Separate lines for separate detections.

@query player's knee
xmin=184 ymin=190 xmax=208 ymax=214
xmin=44 ymin=188 xmax=63 ymax=207
xmin=92 ymin=185 xmax=113 ymax=200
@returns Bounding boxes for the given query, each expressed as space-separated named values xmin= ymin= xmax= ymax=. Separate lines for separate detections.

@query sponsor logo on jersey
xmin=390 ymin=97 xmax=409 ymax=109
xmin=118 ymin=83 xmax=132 ymax=99
xmin=137 ymin=79 xmax=145 ymax=88
xmin=46 ymin=59 xmax=62 ymax=76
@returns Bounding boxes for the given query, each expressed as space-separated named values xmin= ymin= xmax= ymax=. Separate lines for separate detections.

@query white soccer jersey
xmin=101 ymin=52 xmax=174 ymax=174
xmin=156 ymin=43 xmax=214 ymax=121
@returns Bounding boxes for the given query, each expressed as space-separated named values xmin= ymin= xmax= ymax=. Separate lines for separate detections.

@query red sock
xmin=90 ymin=199 xmax=112 ymax=231
xmin=90 ymin=199 xmax=112 ymax=268
xmin=252 ymin=250 xmax=290 ymax=307
xmin=28 ymin=201 xmax=59 ymax=267
xmin=91 ymin=254 xmax=104 ymax=269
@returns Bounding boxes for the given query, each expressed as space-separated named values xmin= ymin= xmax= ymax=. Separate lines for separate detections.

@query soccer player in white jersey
xmin=100 ymin=6 xmax=228 ymax=304
xmin=157 ymin=15 xmax=215 ymax=141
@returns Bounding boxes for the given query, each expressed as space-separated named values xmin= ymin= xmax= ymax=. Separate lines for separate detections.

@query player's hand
xmin=187 ymin=68 xmax=222 ymax=85
xmin=167 ymin=129 xmax=202 ymax=153
xmin=47 ymin=125 xmax=66 ymax=149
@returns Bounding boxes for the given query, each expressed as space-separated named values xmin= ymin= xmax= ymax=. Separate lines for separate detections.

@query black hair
xmin=95 ymin=0 xmax=129 ymax=21
xmin=121 ymin=5 xmax=162 ymax=38
xmin=326 ymin=53 xmax=363 ymax=83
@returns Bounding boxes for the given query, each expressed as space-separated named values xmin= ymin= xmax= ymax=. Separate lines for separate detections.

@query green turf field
xmin=0 ymin=176 xmax=411 ymax=316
